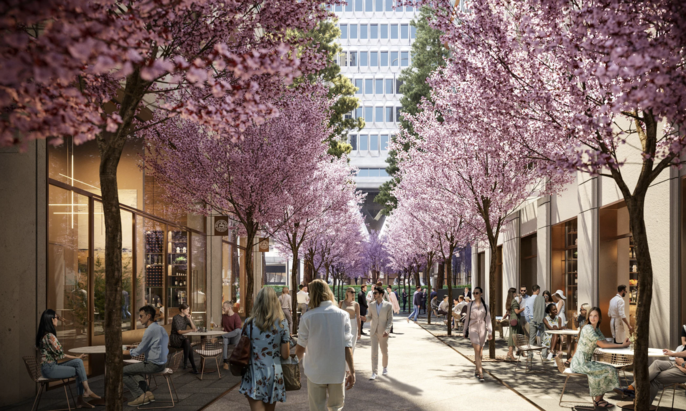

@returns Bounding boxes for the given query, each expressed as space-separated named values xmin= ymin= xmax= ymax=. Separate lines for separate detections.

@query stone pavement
xmin=206 ymin=313 xmax=539 ymax=411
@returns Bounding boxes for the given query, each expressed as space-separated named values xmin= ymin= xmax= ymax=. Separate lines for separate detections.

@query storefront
xmin=520 ymin=233 xmax=537 ymax=294
xmin=551 ymin=219 xmax=578 ymax=327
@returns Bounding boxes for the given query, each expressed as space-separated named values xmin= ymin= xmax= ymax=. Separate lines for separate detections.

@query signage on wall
xmin=258 ymin=238 xmax=270 ymax=252
xmin=213 ymin=216 xmax=230 ymax=236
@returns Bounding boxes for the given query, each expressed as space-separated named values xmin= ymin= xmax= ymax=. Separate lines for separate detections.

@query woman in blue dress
xmin=240 ymin=286 xmax=291 ymax=411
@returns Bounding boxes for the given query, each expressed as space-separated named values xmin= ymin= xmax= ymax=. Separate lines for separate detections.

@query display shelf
xmin=166 ymin=230 xmax=188 ymax=309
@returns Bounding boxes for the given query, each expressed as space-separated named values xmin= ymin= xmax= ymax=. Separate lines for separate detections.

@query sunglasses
xmin=373 ymin=292 xmax=379 ymax=295
xmin=474 ymin=292 xmax=481 ymax=295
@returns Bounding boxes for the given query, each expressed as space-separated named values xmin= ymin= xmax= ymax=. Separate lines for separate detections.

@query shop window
xmin=167 ymin=230 xmax=189 ymax=320
xmin=564 ymin=220 xmax=578 ymax=323
xmin=191 ymin=232 xmax=207 ymax=327
xmin=138 ymin=217 xmax=166 ymax=325
xmin=520 ymin=234 xmax=537 ymax=295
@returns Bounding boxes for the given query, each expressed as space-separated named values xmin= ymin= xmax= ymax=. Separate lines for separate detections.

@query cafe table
xmin=596 ymin=347 xmax=668 ymax=410
xmin=184 ymin=330 xmax=227 ymax=375
xmin=546 ymin=329 xmax=580 ymax=360
xmin=69 ymin=345 xmax=125 ymax=406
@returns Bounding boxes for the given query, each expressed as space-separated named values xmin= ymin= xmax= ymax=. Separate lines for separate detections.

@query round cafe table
xmin=184 ymin=330 xmax=227 ymax=376
xmin=69 ymin=346 xmax=123 ymax=406
xmin=596 ymin=347 xmax=667 ymax=410
xmin=546 ymin=329 xmax=580 ymax=360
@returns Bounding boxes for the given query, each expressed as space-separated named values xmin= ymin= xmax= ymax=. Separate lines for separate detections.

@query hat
xmin=554 ymin=289 xmax=567 ymax=300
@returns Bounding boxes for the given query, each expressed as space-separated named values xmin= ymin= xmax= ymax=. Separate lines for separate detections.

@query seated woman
xmin=37 ymin=309 xmax=101 ymax=408
xmin=543 ymin=304 xmax=562 ymax=360
xmin=565 ymin=303 xmax=590 ymax=367
xmin=570 ymin=307 xmax=630 ymax=409
xmin=169 ymin=303 xmax=200 ymax=374
xmin=430 ymin=295 xmax=440 ymax=317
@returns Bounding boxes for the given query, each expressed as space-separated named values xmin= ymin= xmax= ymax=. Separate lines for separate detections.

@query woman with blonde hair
xmin=239 ymin=287 xmax=291 ymax=411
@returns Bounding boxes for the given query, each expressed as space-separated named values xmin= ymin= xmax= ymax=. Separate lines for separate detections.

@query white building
xmin=333 ymin=0 xmax=418 ymax=228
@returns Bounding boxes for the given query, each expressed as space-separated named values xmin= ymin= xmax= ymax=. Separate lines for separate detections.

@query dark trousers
xmin=360 ymin=308 xmax=367 ymax=333
xmin=179 ymin=338 xmax=197 ymax=371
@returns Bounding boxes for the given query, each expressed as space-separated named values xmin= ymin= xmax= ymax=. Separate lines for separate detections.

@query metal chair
xmin=23 ymin=355 xmax=77 ymax=411
xmin=513 ymin=333 xmax=545 ymax=371
xmin=138 ymin=351 xmax=184 ymax=409
xmin=554 ymin=355 xmax=594 ymax=408
xmin=194 ymin=338 xmax=223 ymax=380
xmin=594 ymin=352 xmax=633 ymax=388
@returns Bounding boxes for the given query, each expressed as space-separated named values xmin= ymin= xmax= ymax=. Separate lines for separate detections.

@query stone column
xmin=578 ymin=173 xmax=599 ymax=309
xmin=536 ymin=195 xmax=552 ymax=291
xmin=503 ymin=211 xmax=521 ymax=308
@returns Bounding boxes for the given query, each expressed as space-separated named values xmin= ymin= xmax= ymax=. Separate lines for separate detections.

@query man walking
xmin=358 ymin=285 xmax=369 ymax=336
xmin=528 ymin=285 xmax=548 ymax=360
xmin=124 ymin=306 xmax=169 ymax=406
xmin=368 ymin=286 xmax=393 ymax=380
xmin=421 ymin=289 xmax=428 ymax=315
xmin=298 ymin=285 xmax=310 ymax=315
xmin=407 ymin=286 xmax=422 ymax=323
xmin=401 ymin=289 xmax=407 ymax=312
xmin=296 ymin=280 xmax=355 ymax=411
xmin=609 ymin=285 xmax=633 ymax=344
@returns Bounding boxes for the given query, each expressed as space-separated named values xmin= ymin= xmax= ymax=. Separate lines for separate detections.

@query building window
xmin=336 ymin=4 xmax=343 ymax=12
xmin=376 ymin=0 xmax=383 ymax=12
xmin=375 ymin=79 xmax=383 ymax=94
xmin=375 ymin=106 xmax=384 ymax=122
xmin=350 ymin=51 xmax=357 ymax=67
xmin=386 ymin=106 xmax=394 ymax=122
xmin=385 ymin=79 xmax=393 ymax=95
xmin=350 ymin=134 xmax=357 ymax=151
xmin=365 ymin=106 xmax=373 ymax=121
xmin=401 ymin=24 xmax=409 ymax=39
xmin=370 ymin=51 xmax=378 ymax=66
xmin=401 ymin=51 xmax=409 ymax=66
xmin=371 ymin=135 xmax=379 ymax=151
xmin=406 ymin=0 xmax=414 ymax=11
xmin=391 ymin=51 xmax=399 ymax=66
xmin=380 ymin=168 xmax=389 ymax=177
xmin=365 ymin=79 xmax=373 ymax=95
xmin=395 ymin=0 xmax=403 ymax=11
xmin=385 ymin=0 xmax=393 ymax=11
xmin=355 ymin=107 xmax=363 ymax=118
xmin=360 ymin=51 xmax=368 ymax=66
xmin=339 ymin=51 xmax=347 ymax=66
xmin=345 ymin=0 xmax=353 ymax=12
xmin=370 ymin=24 xmax=379 ymax=39
xmin=355 ymin=79 xmax=363 ymax=94
xmin=381 ymin=134 xmax=389 ymax=150
xmin=411 ymin=25 xmax=417 ymax=39
xmin=360 ymin=24 xmax=368 ymax=39
xmin=355 ymin=0 xmax=363 ymax=11
xmin=358 ymin=168 xmax=369 ymax=177
xmin=366 ymin=0 xmax=373 ymax=12
xmin=344 ymin=111 xmax=353 ymax=120
xmin=396 ymin=79 xmax=403 ymax=94
xmin=360 ymin=134 xmax=369 ymax=151
xmin=340 ymin=24 xmax=348 ymax=39
xmin=380 ymin=24 xmax=388 ymax=39
xmin=350 ymin=24 xmax=358 ymax=39
xmin=396 ymin=107 xmax=402 ymax=122
xmin=380 ymin=51 xmax=388 ymax=66
xmin=391 ymin=24 xmax=399 ymax=39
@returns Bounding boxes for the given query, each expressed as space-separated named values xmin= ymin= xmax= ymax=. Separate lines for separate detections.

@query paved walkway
xmin=206 ymin=314 xmax=539 ymax=411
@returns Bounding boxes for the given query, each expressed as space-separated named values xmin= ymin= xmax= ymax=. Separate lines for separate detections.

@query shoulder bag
xmin=228 ymin=319 xmax=252 ymax=377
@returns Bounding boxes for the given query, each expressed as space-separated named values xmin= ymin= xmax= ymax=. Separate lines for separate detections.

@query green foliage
xmin=294 ymin=20 xmax=364 ymax=158
xmin=376 ymin=5 xmax=449 ymax=215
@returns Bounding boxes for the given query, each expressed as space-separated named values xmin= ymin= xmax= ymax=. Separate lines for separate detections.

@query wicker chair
xmin=23 ymin=355 xmax=77 ymax=411
xmin=138 ymin=351 xmax=183 ymax=409
xmin=513 ymin=333 xmax=545 ymax=371
xmin=554 ymin=355 xmax=594 ymax=408
xmin=194 ymin=339 xmax=223 ymax=380
xmin=593 ymin=352 xmax=633 ymax=389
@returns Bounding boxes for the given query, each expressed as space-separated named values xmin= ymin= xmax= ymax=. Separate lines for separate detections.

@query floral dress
xmin=570 ymin=324 xmax=619 ymax=396
xmin=542 ymin=314 xmax=561 ymax=348
xmin=507 ymin=300 xmax=523 ymax=347
xmin=239 ymin=319 xmax=290 ymax=404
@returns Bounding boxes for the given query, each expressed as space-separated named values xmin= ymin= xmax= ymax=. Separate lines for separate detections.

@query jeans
xmin=42 ymin=359 xmax=88 ymax=395
xmin=630 ymin=360 xmax=686 ymax=404
xmin=222 ymin=328 xmax=242 ymax=360
xmin=409 ymin=305 xmax=420 ymax=321
xmin=123 ymin=361 xmax=166 ymax=398
xmin=529 ymin=321 xmax=548 ymax=358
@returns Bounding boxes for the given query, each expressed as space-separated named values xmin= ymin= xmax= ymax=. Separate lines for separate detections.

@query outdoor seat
xmin=554 ymin=355 xmax=594 ymax=408
xmin=594 ymin=352 xmax=633 ymax=388
xmin=513 ymin=333 xmax=545 ymax=372
xmin=138 ymin=351 xmax=183 ymax=409
xmin=23 ymin=355 xmax=77 ymax=411
xmin=194 ymin=339 xmax=223 ymax=380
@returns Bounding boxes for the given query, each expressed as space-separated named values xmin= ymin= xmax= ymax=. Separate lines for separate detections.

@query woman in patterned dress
xmin=463 ymin=287 xmax=492 ymax=382
xmin=570 ymin=307 xmax=630 ymax=409
xmin=503 ymin=288 xmax=524 ymax=361
xmin=240 ymin=287 xmax=291 ymax=411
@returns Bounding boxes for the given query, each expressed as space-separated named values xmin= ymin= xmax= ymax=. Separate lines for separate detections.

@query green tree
xmin=375 ymin=6 xmax=449 ymax=214
xmin=296 ymin=21 xmax=364 ymax=158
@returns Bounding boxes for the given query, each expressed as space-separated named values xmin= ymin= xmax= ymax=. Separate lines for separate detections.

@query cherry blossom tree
xmin=2 ymin=1 xmax=334 ymax=407
xmin=430 ymin=0 xmax=685 ymax=402
xmin=362 ymin=230 xmax=390 ymax=284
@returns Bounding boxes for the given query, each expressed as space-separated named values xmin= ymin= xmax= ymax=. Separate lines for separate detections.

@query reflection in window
xmin=385 ymin=79 xmax=394 ymax=95
xmin=401 ymin=51 xmax=409 ymax=66
xmin=391 ymin=51 xmax=399 ymax=66
xmin=396 ymin=107 xmax=402 ymax=122
xmin=396 ymin=80 xmax=404 ymax=94
xmin=375 ymin=107 xmax=384 ymax=122
xmin=355 ymin=79 xmax=363 ymax=94
xmin=358 ymin=168 xmax=369 ymax=177
xmin=395 ymin=0 xmax=403 ymax=11
xmin=340 ymin=24 xmax=348 ymax=39
xmin=360 ymin=135 xmax=369 ymax=151
xmin=350 ymin=135 xmax=358 ymax=151
xmin=339 ymin=52 xmax=347 ymax=66
xmin=370 ymin=51 xmax=378 ymax=66
xmin=380 ymin=24 xmax=388 ymax=39
xmin=391 ymin=25 xmax=399 ymax=39
xmin=381 ymin=51 xmax=388 ymax=66
xmin=350 ymin=51 xmax=357 ymax=66
xmin=401 ymin=24 xmax=409 ymax=39
xmin=376 ymin=79 xmax=384 ymax=94
xmin=365 ymin=79 xmax=373 ymax=95
xmin=371 ymin=135 xmax=379 ymax=151
xmin=381 ymin=134 xmax=389 ymax=150
xmin=386 ymin=107 xmax=394 ymax=122
xmin=380 ymin=169 xmax=390 ymax=177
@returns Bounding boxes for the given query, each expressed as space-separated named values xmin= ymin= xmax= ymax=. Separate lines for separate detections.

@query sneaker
xmin=382 ymin=368 xmax=388 ymax=375
xmin=145 ymin=391 xmax=155 ymax=403
xmin=369 ymin=373 xmax=377 ymax=380
xmin=547 ymin=353 xmax=553 ymax=360
xmin=127 ymin=393 xmax=150 ymax=407
xmin=223 ymin=363 xmax=229 ymax=370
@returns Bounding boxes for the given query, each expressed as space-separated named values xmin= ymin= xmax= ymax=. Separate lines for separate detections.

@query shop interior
xmin=552 ymin=219 xmax=579 ymax=328
xmin=520 ymin=233 xmax=537 ymax=294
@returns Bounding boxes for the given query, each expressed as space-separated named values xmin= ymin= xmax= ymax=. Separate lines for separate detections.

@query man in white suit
xmin=367 ymin=286 xmax=393 ymax=380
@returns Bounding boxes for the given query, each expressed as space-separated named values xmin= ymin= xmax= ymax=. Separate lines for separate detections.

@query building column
xmin=206 ymin=216 xmax=222 ymax=326
xmin=537 ymin=196 xmax=552 ymax=291
xmin=503 ymin=211 xmax=520 ymax=309
xmin=471 ymin=245 xmax=479 ymax=289
xmin=578 ymin=173 xmax=599 ymax=309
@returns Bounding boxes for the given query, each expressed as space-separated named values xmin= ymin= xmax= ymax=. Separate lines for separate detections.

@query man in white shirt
xmin=522 ymin=287 xmax=539 ymax=336
xmin=296 ymin=280 xmax=355 ymax=411
xmin=609 ymin=285 xmax=633 ymax=343
xmin=297 ymin=285 xmax=310 ymax=314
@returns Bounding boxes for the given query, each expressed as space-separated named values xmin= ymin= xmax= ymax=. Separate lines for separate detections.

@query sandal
xmin=479 ymin=374 xmax=485 ymax=382
xmin=593 ymin=399 xmax=614 ymax=408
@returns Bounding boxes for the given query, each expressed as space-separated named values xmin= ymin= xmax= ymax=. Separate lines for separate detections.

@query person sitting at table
xmin=430 ymin=295 xmax=440 ymax=317
xmin=221 ymin=300 xmax=242 ymax=370
xmin=564 ymin=303 xmax=591 ymax=367
xmin=36 ymin=309 xmax=101 ymax=408
xmin=570 ymin=307 xmax=629 ymax=409
xmin=614 ymin=347 xmax=686 ymax=403
xmin=124 ymin=305 xmax=169 ymax=406
xmin=543 ymin=304 xmax=563 ymax=360
xmin=169 ymin=303 xmax=200 ymax=374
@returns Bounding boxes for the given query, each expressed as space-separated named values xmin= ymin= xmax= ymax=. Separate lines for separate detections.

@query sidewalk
xmin=206 ymin=313 xmax=539 ymax=411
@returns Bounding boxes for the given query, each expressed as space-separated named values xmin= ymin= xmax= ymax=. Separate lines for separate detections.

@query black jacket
xmin=358 ymin=291 xmax=368 ymax=314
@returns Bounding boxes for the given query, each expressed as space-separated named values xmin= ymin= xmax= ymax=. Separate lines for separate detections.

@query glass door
xmin=564 ymin=220 xmax=578 ymax=326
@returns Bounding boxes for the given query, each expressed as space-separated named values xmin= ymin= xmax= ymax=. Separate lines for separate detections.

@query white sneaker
xmin=547 ymin=353 xmax=553 ymax=360
xmin=382 ymin=368 xmax=388 ymax=375
xmin=369 ymin=373 xmax=377 ymax=380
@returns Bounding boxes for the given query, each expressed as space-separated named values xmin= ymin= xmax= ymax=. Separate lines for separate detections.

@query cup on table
xmin=122 ymin=345 xmax=128 ymax=351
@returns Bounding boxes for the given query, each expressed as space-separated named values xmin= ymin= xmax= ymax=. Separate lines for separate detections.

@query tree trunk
xmin=230 ymin=232 xmax=238 ymax=303
xmin=304 ymin=260 xmax=313 ymax=284
xmin=244 ymin=230 xmax=256 ymax=317
xmin=487 ymin=237 xmax=498 ymax=359
xmin=626 ymin=195 xmax=653 ymax=410
xmin=291 ymin=257 xmax=299 ymax=334
xmin=446 ymin=252 xmax=453 ymax=336
xmin=437 ymin=262 xmax=444 ymax=290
